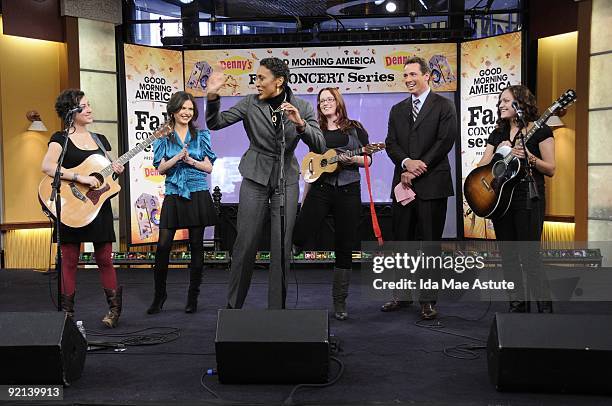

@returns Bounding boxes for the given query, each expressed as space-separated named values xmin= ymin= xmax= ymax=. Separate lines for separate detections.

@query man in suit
xmin=382 ymin=56 xmax=457 ymax=319
xmin=206 ymin=58 xmax=325 ymax=310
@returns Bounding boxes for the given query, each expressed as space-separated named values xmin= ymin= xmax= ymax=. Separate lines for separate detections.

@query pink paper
xmin=394 ymin=183 xmax=416 ymax=206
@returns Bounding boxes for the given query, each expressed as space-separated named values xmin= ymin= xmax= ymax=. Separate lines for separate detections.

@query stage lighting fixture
xmin=417 ymin=0 xmax=429 ymax=10
xmin=386 ymin=1 xmax=397 ymax=12
xmin=179 ymin=0 xmax=194 ymax=4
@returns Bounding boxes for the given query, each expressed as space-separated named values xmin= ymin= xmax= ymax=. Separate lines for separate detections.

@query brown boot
xmin=102 ymin=286 xmax=123 ymax=328
xmin=60 ymin=292 xmax=75 ymax=318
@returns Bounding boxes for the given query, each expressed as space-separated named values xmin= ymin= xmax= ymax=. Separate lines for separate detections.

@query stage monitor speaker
xmin=487 ymin=312 xmax=612 ymax=394
xmin=0 ymin=312 xmax=87 ymax=385
xmin=215 ymin=309 xmax=329 ymax=384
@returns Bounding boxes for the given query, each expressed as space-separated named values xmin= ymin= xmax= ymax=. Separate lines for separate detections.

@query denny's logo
xmin=384 ymin=51 xmax=415 ymax=72
xmin=219 ymin=56 xmax=254 ymax=75
xmin=143 ymin=166 xmax=164 ymax=183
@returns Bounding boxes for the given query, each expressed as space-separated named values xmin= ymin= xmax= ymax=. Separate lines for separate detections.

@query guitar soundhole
xmin=90 ymin=172 xmax=104 ymax=188
xmin=320 ymin=159 xmax=328 ymax=167
xmin=492 ymin=161 xmax=507 ymax=178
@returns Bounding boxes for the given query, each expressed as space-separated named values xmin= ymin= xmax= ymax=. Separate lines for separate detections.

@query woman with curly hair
xmin=477 ymin=85 xmax=556 ymax=313
xmin=41 ymin=89 xmax=125 ymax=327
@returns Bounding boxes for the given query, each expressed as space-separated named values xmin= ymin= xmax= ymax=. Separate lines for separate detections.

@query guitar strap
xmin=350 ymin=128 xmax=383 ymax=246
xmin=90 ymin=132 xmax=118 ymax=180
xmin=90 ymin=132 xmax=112 ymax=161
xmin=364 ymin=155 xmax=383 ymax=246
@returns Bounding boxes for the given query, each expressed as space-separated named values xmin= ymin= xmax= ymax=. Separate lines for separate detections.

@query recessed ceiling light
xmin=386 ymin=1 xmax=397 ymax=12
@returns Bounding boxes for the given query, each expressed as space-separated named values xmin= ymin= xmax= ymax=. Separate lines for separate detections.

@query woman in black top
xmin=41 ymin=89 xmax=125 ymax=327
xmin=477 ymin=85 xmax=556 ymax=313
xmin=293 ymin=87 xmax=371 ymax=320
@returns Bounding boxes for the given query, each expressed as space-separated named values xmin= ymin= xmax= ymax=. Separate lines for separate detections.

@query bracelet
xmin=72 ymin=173 xmax=78 ymax=182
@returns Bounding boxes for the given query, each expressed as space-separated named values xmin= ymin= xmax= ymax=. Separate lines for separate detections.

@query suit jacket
xmin=206 ymin=91 xmax=325 ymax=187
xmin=385 ymin=91 xmax=457 ymax=200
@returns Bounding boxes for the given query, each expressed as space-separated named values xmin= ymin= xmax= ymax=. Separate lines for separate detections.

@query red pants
xmin=60 ymin=243 xmax=117 ymax=295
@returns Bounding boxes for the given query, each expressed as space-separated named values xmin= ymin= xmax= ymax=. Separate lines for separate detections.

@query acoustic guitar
xmin=463 ymin=89 xmax=576 ymax=219
xmin=39 ymin=122 xmax=172 ymax=228
xmin=301 ymin=142 xmax=386 ymax=183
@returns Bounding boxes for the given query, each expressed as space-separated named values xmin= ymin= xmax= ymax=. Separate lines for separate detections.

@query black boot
xmin=147 ymin=267 xmax=168 ymax=314
xmin=332 ymin=268 xmax=352 ymax=321
xmin=102 ymin=286 xmax=123 ymax=328
xmin=60 ymin=292 xmax=75 ymax=318
xmin=185 ymin=268 xmax=203 ymax=313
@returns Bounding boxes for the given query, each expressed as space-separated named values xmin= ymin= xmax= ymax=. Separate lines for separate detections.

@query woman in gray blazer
xmin=206 ymin=57 xmax=325 ymax=309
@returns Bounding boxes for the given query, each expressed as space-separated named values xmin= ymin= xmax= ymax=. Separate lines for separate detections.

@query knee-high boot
xmin=147 ymin=267 xmax=168 ymax=314
xmin=102 ymin=286 xmax=123 ymax=328
xmin=332 ymin=268 xmax=352 ymax=321
xmin=61 ymin=292 xmax=76 ymax=318
xmin=185 ymin=268 xmax=203 ymax=313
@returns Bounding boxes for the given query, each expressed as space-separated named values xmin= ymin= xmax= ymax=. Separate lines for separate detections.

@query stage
xmin=1 ymin=267 xmax=610 ymax=405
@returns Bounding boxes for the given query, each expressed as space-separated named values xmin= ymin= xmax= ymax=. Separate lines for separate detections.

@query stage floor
xmin=1 ymin=267 xmax=611 ymax=405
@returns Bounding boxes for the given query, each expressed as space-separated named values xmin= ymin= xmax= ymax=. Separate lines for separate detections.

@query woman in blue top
xmin=147 ymin=91 xmax=218 ymax=314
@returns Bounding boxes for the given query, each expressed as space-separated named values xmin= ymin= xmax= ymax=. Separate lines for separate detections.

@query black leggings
xmin=154 ymin=227 xmax=205 ymax=272
xmin=293 ymin=181 xmax=361 ymax=269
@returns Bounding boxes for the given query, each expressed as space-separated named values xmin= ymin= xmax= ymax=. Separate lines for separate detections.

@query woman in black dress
xmin=41 ymin=89 xmax=125 ymax=327
xmin=293 ymin=87 xmax=371 ymax=320
xmin=477 ymin=85 xmax=556 ymax=313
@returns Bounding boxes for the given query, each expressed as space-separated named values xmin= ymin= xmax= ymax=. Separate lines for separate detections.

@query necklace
xmin=269 ymin=93 xmax=287 ymax=125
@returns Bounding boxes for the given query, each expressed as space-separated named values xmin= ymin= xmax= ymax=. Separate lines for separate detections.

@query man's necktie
xmin=412 ymin=98 xmax=421 ymax=121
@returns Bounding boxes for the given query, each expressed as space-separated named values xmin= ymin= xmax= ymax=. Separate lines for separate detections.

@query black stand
xmin=276 ymin=112 xmax=288 ymax=310
xmin=516 ymin=113 xmax=539 ymax=203
xmin=50 ymin=113 xmax=77 ymax=311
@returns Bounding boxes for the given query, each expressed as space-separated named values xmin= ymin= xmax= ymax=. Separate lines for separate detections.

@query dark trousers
xmin=493 ymin=193 xmax=550 ymax=302
xmin=227 ymin=178 xmax=299 ymax=310
xmin=293 ymin=181 xmax=361 ymax=269
xmin=392 ymin=196 xmax=448 ymax=303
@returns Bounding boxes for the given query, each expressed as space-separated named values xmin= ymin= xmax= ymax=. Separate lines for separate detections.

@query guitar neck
xmin=99 ymin=133 xmax=158 ymax=177
xmin=502 ymin=107 xmax=555 ymax=164
xmin=329 ymin=147 xmax=364 ymax=164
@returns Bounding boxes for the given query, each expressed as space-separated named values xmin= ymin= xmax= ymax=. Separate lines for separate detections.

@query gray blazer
xmin=206 ymin=92 xmax=326 ymax=186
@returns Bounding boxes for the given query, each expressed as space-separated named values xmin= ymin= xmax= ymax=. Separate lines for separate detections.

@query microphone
xmin=511 ymin=100 xmax=523 ymax=118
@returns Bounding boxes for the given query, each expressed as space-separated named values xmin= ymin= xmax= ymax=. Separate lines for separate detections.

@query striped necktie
xmin=412 ymin=98 xmax=421 ymax=121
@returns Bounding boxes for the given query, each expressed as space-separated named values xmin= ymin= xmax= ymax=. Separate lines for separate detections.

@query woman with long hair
xmin=477 ymin=85 xmax=555 ymax=313
xmin=293 ymin=87 xmax=371 ymax=320
xmin=147 ymin=91 xmax=218 ymax=314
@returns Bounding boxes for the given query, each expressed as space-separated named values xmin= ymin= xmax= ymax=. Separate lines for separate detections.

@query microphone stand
xmin=50 ymin=112 xmax=77 ymax=311
xmin=277 ymin=109 xmax=288 ymax=310
xmin=516 ymin=112 xmax=539 ymax=204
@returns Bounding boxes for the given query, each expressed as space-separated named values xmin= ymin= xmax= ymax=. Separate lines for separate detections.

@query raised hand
xmin=206 ymin=65 xmax=226 ymax=96
xmin=280 ymin=102 xmax=305 ymax=127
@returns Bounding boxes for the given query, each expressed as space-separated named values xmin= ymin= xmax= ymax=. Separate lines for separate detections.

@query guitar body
xmin=38 ymin=154 xmax=121 ymax=228
xmin=463 ymin=146 xmax=523 ymax=219
xmin=301 ymin=149 xmax=339 ymax=183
